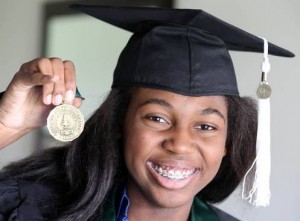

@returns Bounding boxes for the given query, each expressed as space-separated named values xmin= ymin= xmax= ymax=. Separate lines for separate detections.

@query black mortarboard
xmin=70 ymin=4 xmax=294 ymax=207
xmin=70 ymin=4 xmax=294 ymax=97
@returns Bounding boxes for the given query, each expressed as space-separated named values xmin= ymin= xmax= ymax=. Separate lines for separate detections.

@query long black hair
xmin=2 ymin=89 xmax=257 ymax=220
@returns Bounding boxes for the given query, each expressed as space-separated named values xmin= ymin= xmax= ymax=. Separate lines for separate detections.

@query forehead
xmin=129 ymin=88 xmax=228 ymax=113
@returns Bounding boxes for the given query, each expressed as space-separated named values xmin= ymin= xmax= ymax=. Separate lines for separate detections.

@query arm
xmin=0 ymin=121 xmax=32 ymax=149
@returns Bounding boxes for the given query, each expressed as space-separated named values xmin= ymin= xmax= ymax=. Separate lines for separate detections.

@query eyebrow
xmin=138 ymin=98 xmax=173 ymax=109
xmin=200 ymin=108 xmax=226 ymax=122
xmin=138 ymin=98 xmax=225 ymax=121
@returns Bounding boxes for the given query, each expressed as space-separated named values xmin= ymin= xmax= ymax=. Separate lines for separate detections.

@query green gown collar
xmin=102 ymin=189 xmax=219 ymax=221
xmin=189 ymin=196 xmax=219 ymax=221
xmin=102 ymin=193 xmax=116 ymax=221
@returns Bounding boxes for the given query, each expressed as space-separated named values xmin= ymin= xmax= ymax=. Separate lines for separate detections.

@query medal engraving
xmin=47 ymin=104 xmax=84 ymax=142
xmin=257 ymin=82 xmax=272 ymax=99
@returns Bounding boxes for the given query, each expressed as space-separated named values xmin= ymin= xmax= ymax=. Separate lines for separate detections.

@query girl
xmin=0 ymin=5 xmax=293 ymax=221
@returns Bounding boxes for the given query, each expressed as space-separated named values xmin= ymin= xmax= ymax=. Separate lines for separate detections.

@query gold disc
xmin=47 ymin=104 xmax=85 ymax=142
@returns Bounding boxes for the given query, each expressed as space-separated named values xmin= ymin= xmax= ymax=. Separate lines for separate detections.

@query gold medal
xmin=47 ymin=103 xmax=85 ymax=142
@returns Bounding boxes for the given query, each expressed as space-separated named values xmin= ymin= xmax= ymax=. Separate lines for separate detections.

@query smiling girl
xmin=0 ymin=4 xmax=293 ymax=221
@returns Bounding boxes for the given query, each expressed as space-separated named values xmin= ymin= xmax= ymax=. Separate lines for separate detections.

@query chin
xmin=142 ymin=184 xmax=199 ymax=210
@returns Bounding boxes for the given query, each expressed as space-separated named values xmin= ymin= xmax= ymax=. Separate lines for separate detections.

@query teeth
xmin=163 ymin=170 xmax=168 ymax=176
xmin=150 ymin=163 xmax=196 ymax=180
xmin=158 ymin=167 xmax=163 ymax=174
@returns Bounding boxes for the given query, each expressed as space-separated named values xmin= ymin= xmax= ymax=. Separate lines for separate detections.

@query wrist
xmin=0 ymin=120 xmax=33 ymax=149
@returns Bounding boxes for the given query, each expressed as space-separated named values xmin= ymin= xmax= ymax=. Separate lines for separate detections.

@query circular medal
xmin=257 ymin=82 xmax=272 ymax=99
xmin=47 ymin=104 xmax=85 ymax=142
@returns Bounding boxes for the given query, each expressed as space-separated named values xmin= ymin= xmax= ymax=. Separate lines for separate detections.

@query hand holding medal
xmin=0 ymin=58 xmax=84 ymax=146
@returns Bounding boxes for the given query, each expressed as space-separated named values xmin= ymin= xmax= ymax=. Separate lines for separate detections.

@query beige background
xmin=1 ymin=0 xmax=300 ymax=220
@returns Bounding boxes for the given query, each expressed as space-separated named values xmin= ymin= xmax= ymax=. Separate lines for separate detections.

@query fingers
xmin=17 ymin=58 xmax=79 ymax=106
xmin=63 ymin=60 xmax=76 ymax=104
xmin=17 ymin=58 xmax=56 ymax=89
xmin=18 ymin=71 xmax=58 ymax=88
xmin=30 ymin=58 xmax=57 ymax=105
xmin=73 ymin=97 xmax=83 ymax=108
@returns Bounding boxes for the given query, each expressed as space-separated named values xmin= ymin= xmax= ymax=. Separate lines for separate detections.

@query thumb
xmin=10 ymin=71 xmax=59 ymax=92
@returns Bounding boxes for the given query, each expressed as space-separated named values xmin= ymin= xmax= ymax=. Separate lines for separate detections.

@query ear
xmin=223 ymin=146 xmax=227 ymax=157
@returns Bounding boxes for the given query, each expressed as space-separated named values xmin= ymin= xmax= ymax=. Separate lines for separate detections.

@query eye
xmin=196 ymin=124 xmax=216 ymax=131
xmin=146 ymin=115 xmax=168 ymax=124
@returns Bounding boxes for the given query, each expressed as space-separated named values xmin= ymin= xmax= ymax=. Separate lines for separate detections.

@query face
xmin=123 ymin=88 xmax=227 ymax=210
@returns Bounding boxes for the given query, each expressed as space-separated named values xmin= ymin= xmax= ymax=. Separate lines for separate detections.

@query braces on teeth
xmin=150 ymin=163 xmax=196 ymax=180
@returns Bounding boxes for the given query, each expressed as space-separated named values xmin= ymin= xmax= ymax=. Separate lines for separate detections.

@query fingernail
xmin=54 ymin=94 xmax=63 ymax=105
xmin=45 ymin=94 xmax=52 ymax=105
xmin=65 ymin=90 xmax=74 ymax=103
xmin=51 ymin=75 xmax=59 ymax=81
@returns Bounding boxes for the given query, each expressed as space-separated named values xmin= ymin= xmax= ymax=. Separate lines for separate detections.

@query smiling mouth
xmin=148 ymin=162 xmax=198 ymax=180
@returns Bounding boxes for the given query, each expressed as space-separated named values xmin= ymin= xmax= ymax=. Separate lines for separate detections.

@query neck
xmin=126 ymin=182 xmax=193 ymax=221
xmin=128 ymin=203 xmax=191 ymax=221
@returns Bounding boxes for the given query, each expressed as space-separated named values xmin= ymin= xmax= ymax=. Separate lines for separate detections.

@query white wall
xmin=175 ymin=0 xmax=300 ymax=221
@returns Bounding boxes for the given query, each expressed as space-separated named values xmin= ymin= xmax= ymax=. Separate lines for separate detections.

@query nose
xmin=162 ymin=126 xmax=195 ymax=155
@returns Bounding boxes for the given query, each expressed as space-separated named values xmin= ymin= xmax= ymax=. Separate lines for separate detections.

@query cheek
xmin=207 ymin=147 xmax=226 ymax=175
xmin=123 ymin=128 xmax=162 ymax=189
xmin=195 ymin=148 xmax=225 ymax=191
xmin=123 ymin=126 xmax=156 ymax=169
xmin=200 ymin=136 xmax=227 ymax=178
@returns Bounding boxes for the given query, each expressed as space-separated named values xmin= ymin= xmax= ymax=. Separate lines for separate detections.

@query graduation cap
xmin=70 ymin=4 xmax=294 ymax=207
xmin=70 ymin=4 xmax=293 ymax=97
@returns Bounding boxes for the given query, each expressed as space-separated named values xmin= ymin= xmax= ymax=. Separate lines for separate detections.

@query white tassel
xmin=242 ymin=37 xmax=271 ymax=207
xmin=242 ymin=98 xmax=271 ymax=207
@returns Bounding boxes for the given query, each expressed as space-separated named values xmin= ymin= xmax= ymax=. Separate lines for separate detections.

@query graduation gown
xmin=0 ymin=174 xmax=239 ymax=221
